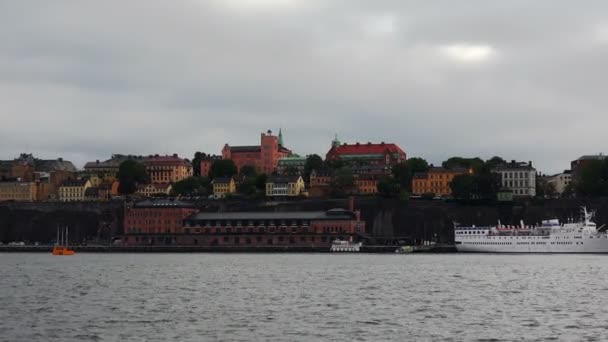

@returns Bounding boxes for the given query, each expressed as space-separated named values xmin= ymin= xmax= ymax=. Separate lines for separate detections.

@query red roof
xmin=329 ymin=143 xmax=405 ymax=156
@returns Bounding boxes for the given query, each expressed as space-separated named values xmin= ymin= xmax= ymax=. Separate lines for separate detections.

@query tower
xmin=332 ymin=133 xmax=340 ymax=148
xmin=278 ymin=128 xmax=284 ymax=147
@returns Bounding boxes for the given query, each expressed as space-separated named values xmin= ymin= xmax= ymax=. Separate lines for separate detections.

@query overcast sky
xmin=1 ymin=0 xmax=607 ymax=173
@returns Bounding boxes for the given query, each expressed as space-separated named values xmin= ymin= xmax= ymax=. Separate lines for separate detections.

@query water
xmin=1 ymin=253 xmax=608 ymax=341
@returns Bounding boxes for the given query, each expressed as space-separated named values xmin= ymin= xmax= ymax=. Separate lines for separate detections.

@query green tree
xmin=442 ymin=157 xmax=484 ymax=172
xmin=237 ymin=177 xmax=258 ymax=196
xmin=117 ymin=160 xmax=149 ymax=194
xmin=191 ymin=152 xmax=206 ymax=177
xmin=392 ymin=158 xmax=429 ymax=191
xmin=255 ymin=174 xmax=268 ymax=191
xmin=209 ymin=159 xmax=237 ymax=179
xmin=450 ymin=174 xmax=476 ymax=199
xmin=377 ymin=177 xmax=401 ymax=197
xmin=239 ymin=165 xmax=257 ymax=178
xmin=304 ymin=154 xmax=324 ymax=181
xmin=172 ymin=176 xmax=211 ymax=196
xmin=485 ymin=156 xmax=506 ymax=169
xmin=330 ymin=167 xmax=355 ymax=197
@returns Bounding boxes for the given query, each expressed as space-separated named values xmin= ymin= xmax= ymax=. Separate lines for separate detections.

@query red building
xmin=123 ymin=199 xmax=198 ymax=245
xmin=221 ymin=129 xmax=291 ymax=174
xmin=176 ymin=208 xmax=364 ymax=247
xmin=200 ymin=155 xmax=221 ymax=178
xmin=326 ymin=136 xmax=406 ymax=173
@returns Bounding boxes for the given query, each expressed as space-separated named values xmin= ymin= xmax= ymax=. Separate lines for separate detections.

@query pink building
xmin=222 ymin=129 xmax=291 ymax=174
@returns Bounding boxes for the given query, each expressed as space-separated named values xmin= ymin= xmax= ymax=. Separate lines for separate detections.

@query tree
xmin=172 ymin=176 xmax=211 ymax=196
xmin=255 ymin=174 xmax=268 ymax=191
xmin=442 ymin=157 xmax=484 ymax=172
xmin=377 ymin=177 xmax=401 ymax=197
xmin=209 ymin=159 xmax=237 ymax=179
xmin=191 ymin=152 xmax=204 ymax=177
xmin=304 ymin=154 xmax=324 ymax=181
xmin=330 ymin=167 xmax=355 ymax=197
xmin=392 ymin=158 xmax=429 ymax=191
xmin=117 ymin=160 xmax=148 ymax=194
xmin=450 ymin=174 xmax=476 ymax=199
xmin=237 ymin=177 xmax=258 ymax=196
xmin=239 ymin=165 xmax=257 ymax=178
xmin=485 ymin=156 xmax=506 ymax=170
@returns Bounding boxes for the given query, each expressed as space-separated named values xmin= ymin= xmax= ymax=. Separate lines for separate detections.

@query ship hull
xmin=455 ymin=235 xmax=608 ymax=253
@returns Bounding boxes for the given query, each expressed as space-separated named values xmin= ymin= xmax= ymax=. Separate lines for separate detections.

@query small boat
xmin=330 ymin=239 xmax=362 ymax=252
xmin=52 ymin=226 xmax=75 ymax=256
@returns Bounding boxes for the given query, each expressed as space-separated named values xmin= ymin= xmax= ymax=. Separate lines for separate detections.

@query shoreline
xmin=0 ymin=245 xmax=457 ymax=253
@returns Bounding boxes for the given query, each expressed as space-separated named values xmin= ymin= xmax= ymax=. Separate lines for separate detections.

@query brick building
xmin=221 ymin=129 xmax=291 ymax=174
xmin=325 ymin=136 xmax=406 ymax=173
xmin=123 ymin=199 xmax=198 ymax=244
xmin=200 ymin=155 xmax=221 ymax=178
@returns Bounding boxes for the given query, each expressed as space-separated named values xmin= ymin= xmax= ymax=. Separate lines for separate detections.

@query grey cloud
xmin=1 ymin=0 xmax=607 ymax=173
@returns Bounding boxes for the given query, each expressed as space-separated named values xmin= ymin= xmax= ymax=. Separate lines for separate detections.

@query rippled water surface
xmin=2 ymin=253 xmax=608 ymax=341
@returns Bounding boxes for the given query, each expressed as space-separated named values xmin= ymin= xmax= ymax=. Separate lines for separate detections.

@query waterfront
xmin=2 ymin=254 xmax=608 ymax=341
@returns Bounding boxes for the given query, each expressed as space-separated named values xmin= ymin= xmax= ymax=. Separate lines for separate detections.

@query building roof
xmin=137 ymin=183 xmax=172 ymax=190
xmin=187 ymin=208 xmax=356 ymax=221
xmin=132 ymin=199 xmax=194 ymax=208
xmin=427 ymin=167 xmax=469 ymax=174
xmin=35 ymin=159 xmax=77 ymax=172
xmin=144 ymin=154 xmax=191 ymax=166
xmin=329 ymin=142 xmax=405 ymax=156
xmin=493 ymin=162 xmax=535 ymax=171
xmin=267 ymin=175 xmax=302 ymax=183
xmin=576 ymin=154 xmax=605 ymax=161
xmin=60 ymin=179 xmax=89 ymax=187
xmin=212 ymin=177 xmax=234 ymax=184
xmin=229 ymin=146 xmax=261 ymax=153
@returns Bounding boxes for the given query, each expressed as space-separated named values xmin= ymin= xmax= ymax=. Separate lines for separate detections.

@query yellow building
xmin=58 ymin=179 xmax=92 ymax=202
xmin=135 ymin=183 xmax=173 ymax=197
xmin=412 ymin=167 xmax=470 ymax=196
xmin=144 ymin=154 xmax=193 ymax=184
xmin=0 ymin=182 xmax=37 ymax=201
xmin=212 ymin=177 xmax=236 ymax=197
xmin=265 ymin=175 xmax=305 ymax=197
xmin=354 ymin=174 xmax=379 ymax=195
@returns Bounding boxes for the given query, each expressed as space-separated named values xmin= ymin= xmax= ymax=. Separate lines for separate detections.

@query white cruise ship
xmin=454 ymin=207 xmax=608 ymax=253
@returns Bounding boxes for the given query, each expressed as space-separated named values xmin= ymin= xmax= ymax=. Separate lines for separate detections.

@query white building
xmin=492 ymin=161 xmax=536 ymax=197
xmin=545 ymin=171 xmax=572 ymax=195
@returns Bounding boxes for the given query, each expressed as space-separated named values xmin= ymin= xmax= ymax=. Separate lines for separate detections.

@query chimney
xmin=529 ymin=161 xmax=532 ymax=167
xmin=173 ymin=153 xmax=178 ymax=158
xmin=96 ymin=160 xmax=99 ymax=164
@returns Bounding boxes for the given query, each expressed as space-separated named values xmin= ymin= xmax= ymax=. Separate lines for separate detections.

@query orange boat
xmin=52 ymin=226 xmax=75 ymax=256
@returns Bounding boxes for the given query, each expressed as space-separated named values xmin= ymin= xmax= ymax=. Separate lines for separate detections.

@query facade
xmin=200 ymin=155 xmax=221 ymax=178
xmin=123 ymin=199 xmax=198 ymax=243
xmin=124 ymin=208 xmax=364 ymax=247
xmin=135 ymin=183 xmax=173 ymax=197
xmin=277 ymin=156 xmax=306 ymax=175
xmin=84 ymin=154 xmax=147 ymax=181
xmin=571 ymin=154 xmax=606 ymax=180
xmin=309 ymin=169 xmax=332 ymax=197
xmin=1 ymin=153 xmax=76 ymax=184
xmin=412 ymin=167 xmax=470 ymax=196
xmin=0 ymin=182 xmax=37 ymax=201
xmin=354 ymin=174 xmax=379 ymax=195
xmin=58 ymin=179 xmax=92 ymax=202
xmin=265 ymin=175 xmax=305 ymax=197
xmin=325 ymin=136 xmax=406 ymax=173
xmin=144 ymin=154 xmax=192 ymax=184
xmin=212 ymin=177 xmax=236 ymax=197
xmin=221 ymin=129 xmax=291 ymax=174
xmin=545 ymin=171 xmax=572 ymax=195
xmin=492 ymin=161 xmax=536 ymax=197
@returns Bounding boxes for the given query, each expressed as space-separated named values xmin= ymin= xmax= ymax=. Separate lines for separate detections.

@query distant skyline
xmin=1 ymin=1 xmax=607 ymax=173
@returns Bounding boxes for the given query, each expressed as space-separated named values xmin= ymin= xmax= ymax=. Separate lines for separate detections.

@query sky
xmin=1 ymin=0 xmax=607 ymax=174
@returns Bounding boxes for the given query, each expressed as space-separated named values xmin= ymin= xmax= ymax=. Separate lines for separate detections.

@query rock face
xmin=1 ymin=198 xmax=608 ymax=245
xmin=0 ymin=202 xmax=123 ymax=244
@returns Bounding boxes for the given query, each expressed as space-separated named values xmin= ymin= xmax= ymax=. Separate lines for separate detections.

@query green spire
xmin=278 ymin=128 xmax=284 ymax=147
xmin=332 ymin=132 xmax=340 ymax=148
